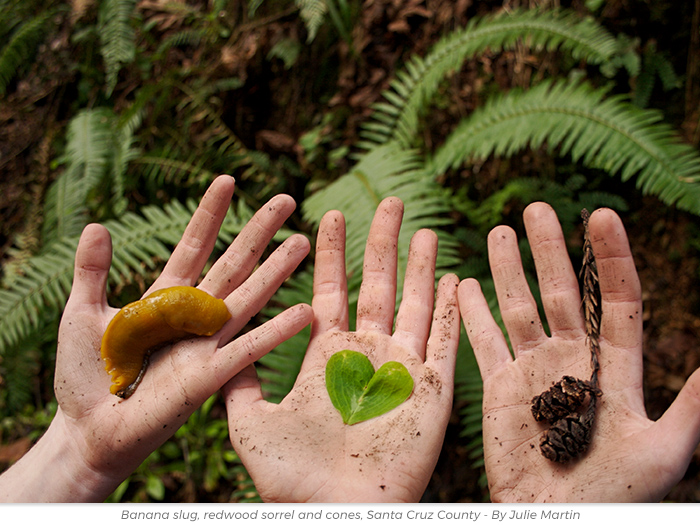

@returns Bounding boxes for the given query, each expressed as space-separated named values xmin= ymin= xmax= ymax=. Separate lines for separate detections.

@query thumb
xmin=651 ymin=367 xmax=700 ymax=477
xmin=68 ymin=224 xmax=112 ymax=309
xmin=222 ymin=364 xmax=266 ymax=419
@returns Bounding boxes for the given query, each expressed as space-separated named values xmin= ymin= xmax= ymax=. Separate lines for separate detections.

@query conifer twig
xmin=580 ymin=209 xmax=601 ymax=388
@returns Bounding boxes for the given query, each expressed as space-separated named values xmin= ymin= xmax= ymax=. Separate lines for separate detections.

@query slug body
xmin=100 ymin=286 xmax=231 ymax=399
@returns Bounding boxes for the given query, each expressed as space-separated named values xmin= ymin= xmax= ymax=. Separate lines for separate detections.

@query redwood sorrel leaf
xmin=325 ymin=350 xmax=414 ymax=425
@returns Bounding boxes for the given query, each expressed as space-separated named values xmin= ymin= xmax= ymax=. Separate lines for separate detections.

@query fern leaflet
xmin=0 ymin=7 xmax=57 ymax=94
xmin=98 ymin=0 xmax=136 ymax=95
xmin=431 ymin=79 xmax=700 ymax=215
xmin=361 ymin=8 xmax=617 ymax=149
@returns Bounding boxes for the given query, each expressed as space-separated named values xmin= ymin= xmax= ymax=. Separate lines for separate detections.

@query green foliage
xmin=42 ymin=109 xmax=121 ymax=246
xmin=431 ymin=79 xmax=700 ymax=215
xmin=0 ymin=197 xmax=255 ymax=385
xmin=361 ymin=8 xmax=618 ymax=149
xmin=106 ymin=395 xmax=256 ymax=502
xmin=0 ymin=5 xmax=60 ymax=95
xmin=453 ymin=174 xmax=628 ymax=236
xmin=326 ymin=350 xmax=414 ymax=425
xmin=296 ymin=0 xmax=328 ymax=42
xmin=98 ymin=0 xmax=137 ymax=96
xmin=633 ymin=43 xmax=680 ymax=108
xmin=2 ymin=0 xmax=699 ymax=503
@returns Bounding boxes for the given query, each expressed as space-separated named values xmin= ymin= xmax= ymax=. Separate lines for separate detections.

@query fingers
xmin=216 ymin=303 xmax=313 ymax=391
xmin=589 ymin=208 xmax=643 ymax=349
xmin=651 ymin=367 xmax=700 ymax=481
xmin=588 ymin=207 xmax=644 ymax=393
xmin=424 ymin=273 xmax=460 ymax=374
xmin=356 ymin=197 xmax=404 ymax=333
xmin=201 ymin=193 xmax=299 ymax=299
xmin=156 ymin=175 xmax=236 ymax=290
xmin=311 ymin=210 xmax=349 ymax=337
xmin=222 ymin=364 xmax=266 ymax=419
xmin=488 ymin=224 xmax=545 ymax=354
xmin=218 ymin=233 xmax=311 ymax=342
xmin=523 ymin=202 xmax=584 ymax=337
xmin=68 ymin=223 xmax=113 ymax=309
xmin=458 ymin=278 xmax=512 ymax=381
xmin=393 ymin=229 xmax=438 ymax=358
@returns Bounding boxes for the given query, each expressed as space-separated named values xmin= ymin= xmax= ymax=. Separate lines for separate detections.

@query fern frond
xmin=98 ymin=0 xmax=136 ymax=95
xmin=296 ymin=0 xmax=327 ymax=42
xmin=42 ymin=108 xmax=118 ymax=246
xmin=0 ymin=8 xmax=57 ymax=95
xmin=361 ymin=8 xmax=617 ymax=149
xmin=432 ymin=79 xmax=700 ymax=215
xmin=634 ymin=45 xmax=680 ymax=108
xmin=0 ymin=321 xmax=54 ymax=417
xmin=174 ymin=81 xmax=258 ymax=176
xmin=133 ymin=154 xmax=218 ymax=186
xmin=155 ymin=28 xmax=208 ymax=59
xmin=0 ymin=198 xmax=255 ymax=356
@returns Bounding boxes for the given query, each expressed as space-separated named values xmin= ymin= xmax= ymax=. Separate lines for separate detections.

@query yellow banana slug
xmin=100 ymin=286 xmax=231 ymax=399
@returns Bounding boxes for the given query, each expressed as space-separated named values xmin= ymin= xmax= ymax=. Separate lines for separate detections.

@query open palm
xmin=1 ymin=176 xmax=313 ymax=502
xmin=459 ymin=202 xmax=700 ymax=502
xmin=224 ymin=198 xmax=460 ymax=502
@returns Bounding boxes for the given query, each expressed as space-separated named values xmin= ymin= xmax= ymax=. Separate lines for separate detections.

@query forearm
xmin=0 ymin=409 xmax=120 ymax=502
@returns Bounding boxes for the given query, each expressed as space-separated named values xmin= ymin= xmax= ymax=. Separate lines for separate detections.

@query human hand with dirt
xmin=458 ymin=202 xmax=700 ymax=502
xmin=224 ymin=197 xmax=460 ymax=502
xmin=0 ymin=176 xmax=313 ymax=502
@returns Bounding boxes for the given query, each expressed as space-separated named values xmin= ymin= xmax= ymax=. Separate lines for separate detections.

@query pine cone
xmin=531 ymin=376 xmax=597 ymax=424
xmin=539 ymin=413 xmax=594 ymax=463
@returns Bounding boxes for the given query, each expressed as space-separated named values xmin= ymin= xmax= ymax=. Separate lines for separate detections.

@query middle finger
xmin=356 ymin=197 xmax=404 ymax=334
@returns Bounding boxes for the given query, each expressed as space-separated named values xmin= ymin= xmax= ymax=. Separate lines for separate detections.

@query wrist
xmin=0 ymin=408 xmax=121 ymax=502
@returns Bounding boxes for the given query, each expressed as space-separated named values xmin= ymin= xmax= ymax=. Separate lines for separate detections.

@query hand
xmin=458 ymin=202 xmax=700 ymax=502
xmin=0 ymin=175 xmax=313 ymax=502
xmin=224 ymin=197 xmax=460 ymax=502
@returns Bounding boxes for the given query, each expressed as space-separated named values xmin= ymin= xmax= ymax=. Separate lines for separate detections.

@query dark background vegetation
xmin=1 ymin=0 xmax=699 ymax=502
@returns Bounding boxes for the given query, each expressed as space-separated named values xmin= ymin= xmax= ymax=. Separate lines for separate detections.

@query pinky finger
xmin=458 ymin=278 xmax=513 ymax=381
xmin=213 ymin=303 xmax=313 ymax=386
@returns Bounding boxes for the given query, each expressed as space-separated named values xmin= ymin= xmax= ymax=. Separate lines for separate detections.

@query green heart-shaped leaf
xmin=325 ymin=350 xmax=414 ymax=425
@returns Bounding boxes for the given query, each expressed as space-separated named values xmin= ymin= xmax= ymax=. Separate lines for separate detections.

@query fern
xmin=431 ymin=79 xmax=700 ymax=215
xmin=454 ymin=175 xmax=628 ymax=234
xmin=0 ymin=198 xmax=255 ymax=357
xmin=361 ymin=8 xmax=617 ymax=149
xmin=303 ymin=144 xmax=460 ymax=292
xmin=296 ymin=0 xmax=328 ymax=43
xmin=173 ymin=80 xmax=260 ymax=177
xmin=0 ymin=7 xmax=57 ymax=95
xmin=155 ymin=28 xmax=208 ymax=59
xmin=98 ymin=0 xmax=137 ymax=95
xmin=634 ymin=44 xmax=680 ymax=108
xmin=42 ymin=108 xmax=119 ymax=247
